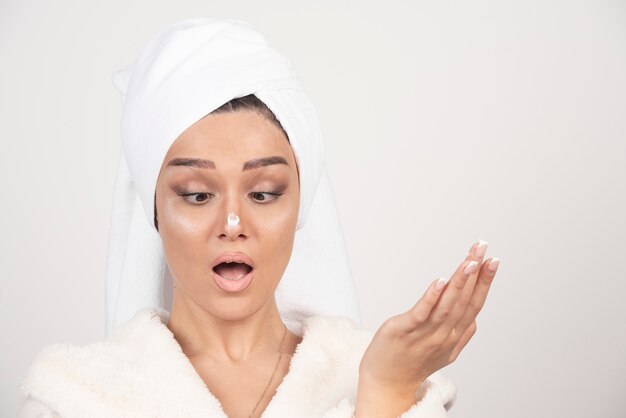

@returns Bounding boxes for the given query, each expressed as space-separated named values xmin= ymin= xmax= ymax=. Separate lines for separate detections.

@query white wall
xmin=1 ymin=0 xmax=625 ymax=416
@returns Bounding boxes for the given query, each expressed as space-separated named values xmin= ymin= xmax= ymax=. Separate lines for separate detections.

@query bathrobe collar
xmin=20 ymin=307 xmax=370 ymax=417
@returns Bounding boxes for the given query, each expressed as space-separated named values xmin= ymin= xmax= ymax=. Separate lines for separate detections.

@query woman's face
xmin=155 ymin=110 xmax=300 ymax=320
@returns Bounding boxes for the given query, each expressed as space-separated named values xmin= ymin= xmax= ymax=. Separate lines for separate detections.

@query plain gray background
xmin=1 ymin=0 xmax=625 ymax=417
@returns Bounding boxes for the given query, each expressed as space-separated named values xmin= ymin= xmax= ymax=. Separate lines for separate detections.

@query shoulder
xmin=296 ymin=314 xmax=373 ymax=375
xmin=18 ymin=307 xmax=171 ymax=416
xmin=287 ymin=314 xmax=373 ymax=383
xmin=300 ymin=314 xmax=372 ymax=350
xmin=20 ymin=306 xmax=166 ymax=382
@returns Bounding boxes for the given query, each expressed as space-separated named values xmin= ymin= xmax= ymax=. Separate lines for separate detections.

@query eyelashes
xmin=178 ymin=192 xmax=213 ymax=204
xmin=248 ymin=191 xmax=284 ymax=203
xmin=177 ymin=190 xmax=284 ymax=205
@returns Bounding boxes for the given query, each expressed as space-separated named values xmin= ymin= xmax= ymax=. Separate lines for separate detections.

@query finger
xmin=453 ymin=257 xmax=500 ymax=332
xmin=444 ymin=260 xmax=481 ymax=329
xmin=448 ymin=320 xmax=477 ymax=363
xmin=445 ymin=253 xmax=493 ymax=331
xmin=430 ymin=241 xmax=488 ymax=326
xmin=407 ymin=276 xmax=449 ymax=324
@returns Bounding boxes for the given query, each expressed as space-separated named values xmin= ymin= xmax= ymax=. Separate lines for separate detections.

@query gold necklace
xmin=248 ymin=324 xmax=288 ymax=418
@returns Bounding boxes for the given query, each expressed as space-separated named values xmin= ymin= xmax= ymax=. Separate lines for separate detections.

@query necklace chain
xmin=248 ymin=324 xmax=288 ymax=418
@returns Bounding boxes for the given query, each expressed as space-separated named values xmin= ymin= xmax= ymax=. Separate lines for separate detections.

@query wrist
xmin=355 ymin=376 xmax=425 ymax=418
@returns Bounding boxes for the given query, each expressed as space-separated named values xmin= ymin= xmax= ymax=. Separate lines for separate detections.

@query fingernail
xmin=464 ymin=260 xmax=478 ymax=275
xmin=475 ymin=240 xmax=488 ymax=258
xmin=487 ymin=257 xmax=500 ymax=273
xmin=435 ymin=277 xmax=447 ymax=291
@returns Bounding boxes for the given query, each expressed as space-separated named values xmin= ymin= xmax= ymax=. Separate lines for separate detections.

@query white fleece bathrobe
xmin=18 ymin=18 xmax=458 ymax=418
xmin=18 ymin=307 xmax=456 ymax=418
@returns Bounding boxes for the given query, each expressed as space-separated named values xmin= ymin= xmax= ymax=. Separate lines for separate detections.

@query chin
xmin=173 ymin=270 xmax=280 ymax=320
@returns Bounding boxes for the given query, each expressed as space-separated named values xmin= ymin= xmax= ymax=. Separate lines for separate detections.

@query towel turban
xmin=106 ymin=17 xmax=361 ymax=336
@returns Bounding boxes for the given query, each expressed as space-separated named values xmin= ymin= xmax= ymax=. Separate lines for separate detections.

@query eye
xmin=249 ymin=191 xmax=283 ymax=203
xmin=178 ymin=192 xmax=214 ymax=205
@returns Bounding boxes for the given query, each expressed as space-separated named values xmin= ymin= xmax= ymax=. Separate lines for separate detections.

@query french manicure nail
xmin=464 ymin=260 xmax=478 ymax=275
xmin=475 ymin=240 xmax=488 ymax=258
xmin=487 ymin=257 xmax=500 ymax=273
xmin=435 ymin=277 xmax=447 ymax=291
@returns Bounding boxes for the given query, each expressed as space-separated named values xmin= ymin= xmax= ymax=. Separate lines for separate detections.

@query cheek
xmin=256 ymin=199 xmax=296 ymax=233
xmin=158 ymin=196 xmax=212 ymax=273
xmin=257 ymin=190 xmax=299 ymax=271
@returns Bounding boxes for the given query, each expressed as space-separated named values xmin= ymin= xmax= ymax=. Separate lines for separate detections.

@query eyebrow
xmin=166 ymin=156 xmax=289 ymax=171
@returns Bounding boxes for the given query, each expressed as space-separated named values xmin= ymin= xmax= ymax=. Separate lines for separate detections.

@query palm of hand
xmin=359 ymin=241 xmax=500 ymax=393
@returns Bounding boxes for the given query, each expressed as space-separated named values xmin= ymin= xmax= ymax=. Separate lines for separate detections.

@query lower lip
xmin=212 ymin=269 xmax=254 ymax=293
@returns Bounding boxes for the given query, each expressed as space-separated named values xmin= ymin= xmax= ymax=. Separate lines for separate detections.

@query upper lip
xmin=211 ymin=251 xmax=255 ymax=270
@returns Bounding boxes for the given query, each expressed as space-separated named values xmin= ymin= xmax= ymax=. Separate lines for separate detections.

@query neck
xmin=166 ymin=287 xmax=291 ymax=363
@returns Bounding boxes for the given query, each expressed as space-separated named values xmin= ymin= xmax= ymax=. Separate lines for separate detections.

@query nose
xmin=219 ymin=198 xmax=247 ymax=241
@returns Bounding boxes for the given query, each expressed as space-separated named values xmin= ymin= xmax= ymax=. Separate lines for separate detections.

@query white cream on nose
xmin=227 ymin=212 xmax=240 ymax=228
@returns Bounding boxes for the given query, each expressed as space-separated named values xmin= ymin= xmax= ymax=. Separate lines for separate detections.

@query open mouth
xmin=212 ymin=261 xmax=253 ymax=281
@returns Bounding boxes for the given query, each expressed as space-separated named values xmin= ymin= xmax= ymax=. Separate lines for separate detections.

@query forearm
xmin=354 ymin=377 xmax=426 ymax=418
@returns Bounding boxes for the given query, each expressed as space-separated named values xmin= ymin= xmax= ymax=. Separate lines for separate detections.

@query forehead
xmin=164 ymin=111 xmax=292 ymax=161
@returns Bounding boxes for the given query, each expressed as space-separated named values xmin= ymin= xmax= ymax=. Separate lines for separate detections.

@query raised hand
xmin=355 ymin=241 xmax=500 ymax=417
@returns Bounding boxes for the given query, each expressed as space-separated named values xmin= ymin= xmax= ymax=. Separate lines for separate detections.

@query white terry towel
xmin=106 ymin=18 xmax=362 ymax=337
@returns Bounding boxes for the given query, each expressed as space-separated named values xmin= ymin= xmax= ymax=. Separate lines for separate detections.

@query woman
xmin=18 ymin=18 xmax=499 ymax=418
